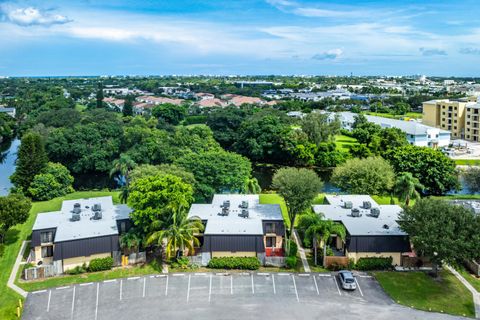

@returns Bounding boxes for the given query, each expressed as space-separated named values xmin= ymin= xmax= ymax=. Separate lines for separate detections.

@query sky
xmin=0 ymin=0 xmax=480 ymax=76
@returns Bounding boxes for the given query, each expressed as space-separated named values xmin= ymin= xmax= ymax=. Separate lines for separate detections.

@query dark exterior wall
xmin=31 ymin=228 xmax=57 ymax=247
xmin=203 ymin=235 xmax=265 ymax=253
xmin=262 ymin=220 xmax=285 ymax=236
xmin=347 ymin=235 xmax=410 ymax=253
xmin=53 ymin=235 xmax=120 ymax=261
xmin=116 ymin=218 xmax=133 ymax=234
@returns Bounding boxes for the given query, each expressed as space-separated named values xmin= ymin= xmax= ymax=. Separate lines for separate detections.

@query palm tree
xmin=244 ymin=177 xmax=261 ymax=194
xmin=146 ymin=206 xmax=204 ymax=260
xmin=394 ymin=172 xmax=424 ymax=206
xmin=110 ymin=154 xmax=136 ymax=202
xmin=298 ymin=212 xmax=346 ymax=266
xmin=120 ymin=229 xmax=143 ymax=254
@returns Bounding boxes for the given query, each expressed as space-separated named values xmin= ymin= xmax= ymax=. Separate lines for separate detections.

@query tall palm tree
xmin=244 ymin=177 xmax=262 ymax=194
xmin=394 ymin=172 xmax=424 ymax=206
xmin=146 ymin=206 xmax=204 ymax=259
xmin=298 ymin=212 xmax=346 ymax=265
xmin=110 ymin=154 xmax=136 ymax=203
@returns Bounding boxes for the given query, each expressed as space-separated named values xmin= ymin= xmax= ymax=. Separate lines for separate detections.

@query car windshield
xmin=345 ymin=278 xmax=354 ymax=283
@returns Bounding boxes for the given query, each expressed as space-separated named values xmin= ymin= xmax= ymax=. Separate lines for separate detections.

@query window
xmin=266 ymin=237 xmax=276 ymax=248
xmin=41 ymin=246 xmax=53 ymax=258
xmin=120 ymin=221 xmax=126 ymax=233
xmin=40 ymin=231 xmax=53 ymax=243
xmin=265 ymin=223 xmax=275 ymax=233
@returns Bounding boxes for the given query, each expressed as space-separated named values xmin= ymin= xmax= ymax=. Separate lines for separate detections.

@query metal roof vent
xmin=238 ymin=209 xmax=249 ymax=218
xmin=218 ymin=207 xmax=229 ymax=216
xmin=370 ymin=208 xmax=380 ymax=218
xmin=222 ymin=200 xmax=230 ymax=209
xmin=383 ymin=224 xmax=389 ymax=229
xmin=239 ymin=201 xmax=249 ymax=209
xmin=363 ymin=201 xmax=372 ymax=209
xmin=344 ymin=201 xmax=353 ymax=209
xmin=351 ymin=208 xmax=361 ymax=217
xmin=92 ymin=203 xmax=102 ymax=212
xmin=71 ymin=203 xmax=81 ymax=221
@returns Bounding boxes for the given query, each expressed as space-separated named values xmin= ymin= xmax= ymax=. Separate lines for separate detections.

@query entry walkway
xmin=292 ymin=230 xmax=310 ymax=272
xmin=446 ymin=265 xmax=480 ymax=319
xmin=8 ymin=240 xmax=28 ymax=298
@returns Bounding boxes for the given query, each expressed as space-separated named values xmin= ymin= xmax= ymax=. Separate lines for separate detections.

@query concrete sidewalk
xmin=8 ymin=240 xmax=28 ymax=298
xmin=292 ymin=230 xmax=310 ymax=272
xmin=446 ymin=265 xmax=480 ymax=319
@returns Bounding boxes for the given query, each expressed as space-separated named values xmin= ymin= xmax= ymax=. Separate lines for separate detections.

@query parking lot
xmin=22 ymin=272 xmax=464 ymax=320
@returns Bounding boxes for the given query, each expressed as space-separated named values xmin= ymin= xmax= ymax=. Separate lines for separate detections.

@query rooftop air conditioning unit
xmin=344 ymin=201 xmax=353 ymax=209
xmin=222 ymin=200 xmax=230 ymax=209
xmin=92 ymin=210 xmax=102 ymax=220
xmin=92 ymin=203 xmax=102 ymax=212
xmin=239 ymin=201 xmax=249 ymax=209
xmin=71 ymin=212 xmax=81 ymax=222
xmin=370 ymin=208 xmax=380 ymax=218
xmin=363 ymin=201 xmax=372 ymax=209
xmin=238 ymin=209 xmax=249 ymax=218
xmin=218 ymin=207 xmax=229 ymax=216
xmin=351 ymin=208 xmax=361 ymax=217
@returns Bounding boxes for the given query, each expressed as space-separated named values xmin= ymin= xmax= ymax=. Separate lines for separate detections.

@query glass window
xmin=40 ymin=231 xmax=53 ymax=243
xmin=265 ymin=223 xmax=275 ymax=233
xmin=41 ymin=246 xmax=53 ymax=258
xmin=266 ymin=237 xmax=276 ymax=247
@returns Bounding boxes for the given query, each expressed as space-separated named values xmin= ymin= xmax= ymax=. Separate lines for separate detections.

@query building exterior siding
xmin=347 ymin=235 xmax=410 ymax=253
xmin=53 ymin=235 xmax=119 ymax=261
xmin=203 ymin=235 xmax=265 ymax=254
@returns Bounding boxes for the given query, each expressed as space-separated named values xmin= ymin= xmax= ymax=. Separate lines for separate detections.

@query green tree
xmin=297 ymin=212 xmax=346 ymax=265
xmin=175 ymin=150 xmax=252 ymax=200
xmin=36 ymin=109 xmax=82 ymax=128
xmin=0 ymin=194 xmax=32 ymax=243
xmin=394 ymin=172 xmax=424 ymax=206
xmin=96 ymin=82 xmax=104 ymax=109
xmin=122 ymin=95 xmax=134 ymax=117
xmin=120 ymin=228 xmax=143 ymax=254
xmin=11 ymin=132 xmax=48 ymax=192
xmin=206 ymin=106 xmax=248 ymax=149
xmin=384 ymin=146 xmax=458 ymax=195
xmin=128 ymin=174 xmax=194 ymax=234
xmin=146 ymin=206 xmax=204 ymax=259
xmin=245 ymin=177 xmax=262 ymax=194
xmin=399 ymin=198 xmax=480 ymax=276
xmin=110 ymin=154 xmax=136 ymax=186
xmin=332 ymin=157 xmax=395 ymax=195
xmin=28 ymin=162 xmax=74 ymax=200
xmin=301 ymin=112 xmax=341 ymax=147
xmin=462 ymin=167 xmax=480 ymax=193
xmin=272 ymin=168 xmax=323 ymax=238
xmin=152 ymin=103 xmax=187 ymax=125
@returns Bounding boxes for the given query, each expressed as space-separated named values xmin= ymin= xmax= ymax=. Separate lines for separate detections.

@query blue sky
xmin=1 ymin=0 xmax=480 ymax=76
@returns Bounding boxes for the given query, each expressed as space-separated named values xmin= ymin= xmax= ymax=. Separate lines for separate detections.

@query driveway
xmin=22 ymin=272 xmax=466 ymax=320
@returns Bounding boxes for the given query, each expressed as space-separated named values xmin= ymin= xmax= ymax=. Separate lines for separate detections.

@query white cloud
xmin=1 ymin=5 xmax=72 ymax=26
xmin=312 ymin=49 xmax=343 ymax=60
xmin=459 ymin=47 xmax=480 ymax=55
xmin=420 ymin=47 xmax=447 ymax=56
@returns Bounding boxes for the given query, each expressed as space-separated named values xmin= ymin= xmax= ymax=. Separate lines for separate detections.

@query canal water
xmin=0 ymin=138 xmax=20 ymax=196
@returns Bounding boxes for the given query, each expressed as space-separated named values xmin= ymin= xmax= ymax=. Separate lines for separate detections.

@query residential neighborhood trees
xmin=0 ymin=193 xmax=31 ymax=243
xmin=399 ymin=198 xmax=480 ymax=276
xmin=331 ymin=157 xmax=395 ymax=195
xmin=28 ymin=162 xmax=74 ymax=200
xmin=394 ymin=172 xmax=424 ymax=206
xmin=462 ymin=167 xmax=480 ymax=193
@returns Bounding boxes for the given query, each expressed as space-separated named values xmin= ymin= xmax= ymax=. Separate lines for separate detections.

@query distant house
xmin=31 ymin=197 xmax=132 ymax=273
xmin=136 ymin=95 xmax=184 ymax=106
xmin=197 ymin=98 xmax=227 ymax=108
xmin=312 ymin=195 xmax=411 ymax=266
xmin=187 ymin=194 xmax=285 ymax=265
xmin=0 ymin=107 xmax=16 ymax=118
xmin=103 ymin=97 xmax=125 ymax=111
xmin=339 ymin=112 xmax=451 ymax=148
xmin=228 ymin=95 xmax=264 ymax=106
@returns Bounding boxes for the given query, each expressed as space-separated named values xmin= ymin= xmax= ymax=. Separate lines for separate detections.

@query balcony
xmin=265 ymin=247 xmax=284 ymax=257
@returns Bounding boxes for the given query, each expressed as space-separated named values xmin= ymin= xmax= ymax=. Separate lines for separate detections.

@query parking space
xmin=24 ymin=272 xmax=440 ymax=320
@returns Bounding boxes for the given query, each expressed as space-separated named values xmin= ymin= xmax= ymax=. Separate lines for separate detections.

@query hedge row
xmin=207 ymin=257 xmax=260 ymax=270
xmin=87 ymin=257 xmax=114 ymax=272
xmin=355 ymin=257 xmax=393 ymax=271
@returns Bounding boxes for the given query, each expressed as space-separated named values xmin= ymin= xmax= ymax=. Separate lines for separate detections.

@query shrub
xmin=286 ymin=239 xmax=298 ymax=257
xmin=88 ymin=257 xmax=114 ymax=272
xmin=66 ymin=265 xmax=86 ymax=275
xmin=327 ymin=262 xmax=343 ymax=271
xmin=285 ymin=256 xmax=297 ymax=269
xmin=355 ymin=257 xmax=393 ymax=271
xmin=171 ymin=257 xmax=193 ymax=270
xmin=207 ymin=257 xmax=260 ymax=270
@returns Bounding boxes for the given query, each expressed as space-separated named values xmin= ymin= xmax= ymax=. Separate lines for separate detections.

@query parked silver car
xmin=338 ymin=270 xmax=357 ymax=291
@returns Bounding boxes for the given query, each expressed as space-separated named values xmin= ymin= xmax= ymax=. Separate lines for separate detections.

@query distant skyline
xmin=1 ymin=0 xmax=480 ymax=76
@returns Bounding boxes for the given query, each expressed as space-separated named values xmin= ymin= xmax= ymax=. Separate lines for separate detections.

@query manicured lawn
xmin=457 ymin=266 xmax=480 ymax=293
xmin=0 ymin=191 xmax=119 ymax=320
xmin=435 ymin=194 xmax=480 ymax=201
xmin=334 ymin=135 xmax=358 ymax=153
xmin=371 ymin=195 xmax=401 ymax=205
xmin=364 ymin=112 xmax=423 ymax=120
xmin=455 ymin=159 xmax=480 ymax=166
xmin=74 ymin=104 xmax=87 ymax=112
xmin=374 ymin=270 xmax=475 ymax=318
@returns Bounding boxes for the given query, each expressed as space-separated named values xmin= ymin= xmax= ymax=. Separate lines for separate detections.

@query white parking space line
xmin=208 ymin=274 xmax=212 ymax=302
xmin=173 ymin=273 xmax=185 ymax=277
xmin=47 ymin=290 xmax=51 ymax=312
xmin=94 ymin=283 xmax=99 ymax=320
xmin=195 ymin=273 xmax=207 ymax=276
xmin=355 ymin=278 xmax=364 ymax=297
xmin=240 ymin=272 xmax=250 ymax=276
xmin=57 ymin=286 xmax=70 ymax=290
xmin=257 ymin=273 xmax=269 ymax=276
xmin=230 ymin=276 xmax=233 ymax=295
xmin=317 ymin=274 xmax=331 ymax=277
xmin=143 ymin=277 xmax=146 ymax=298
xmin=299 ymin=273 xmax=310 ymax=277
xmin=333 ymin=277 xmax=342 ymax=296
xmin=272 ymin=274 xmax=276 ymax=295
xmin=278 ymin=273 xmax=290 ymax=276
xmin=103 ymin=279 xmax=116 ymax=283
xmin=80 ymin=282 xmax=93 ymax=286
xmin=251 ymin=274 xmax=255 ymax=294
xmin=119 ymin=279 xmax=123 ymax=300
xmin=313 ymin=276 xmax=319 ymax=295
xmin=151 ymin=274 xmax=167 ymax=278
xmin=165 ymin=275 xmax=169 ymax=296
xmin=358 ymin=275 xmax=372 ymax=278
xmin=32 ymin=290 xmax=47 ymax=294
xmin=71 ymin=286 xmax=76 ymax=320
xmin=187 ymin=274 xmax=191 ymax=302
xmin=291 ymin=275 xmax=299 ymax=302
xmin=128 ymin=276 xmax=140 ymax=280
